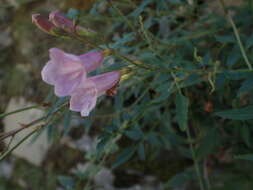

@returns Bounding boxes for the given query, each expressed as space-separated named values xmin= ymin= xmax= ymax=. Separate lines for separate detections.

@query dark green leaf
xmin=196 ymin=128 xmax=221 ymax=160
xmin=165 ymin=167 xmax=195 ymax=188
xmin=58 ymin=176 xmax=75 ymax=190
xmin=237 ymin=76 xmax=253 ymax=96
xmin=235 ymin=154 xmax=253 ymax=161
xmin=147 ymin=132 xmax=161 ymax=146
xmin=241 ymin=124 xmax=251 ymax=147
xmin=215 ymin=105 xmax=253 ymax=120
xmin=137 ymin=143 xmax=145 ymax=160
xmin=215 ymin=35 xmax=235 ymax=43
xmin=176 ymin=93 xmax=189 ymax=131
xmin=112 ymin=146 xmax=135 ymax=169
xmin=125 ymin=127 xmax=143 ymax=141
xmin=63 ymin=110 xmax=72 ymax=136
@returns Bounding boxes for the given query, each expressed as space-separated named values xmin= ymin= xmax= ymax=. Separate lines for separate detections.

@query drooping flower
xmin=32 ymin=14 xmax=58 ymax=35
xmin=49 ymin=11 xmax=97 ymax=37
xmin=70 ymin=71 xmax=121 ymax=116
xmin=41 ymin=48 xmax=104 ymax=97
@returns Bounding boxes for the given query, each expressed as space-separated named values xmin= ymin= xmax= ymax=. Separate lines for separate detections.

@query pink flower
xmin=70 ymin=72 xmax=121 ymax=116
xmin=41 ymin=48 xmax=104 ymax=97
xmin=32 ymin=14 xmax=57 ymax=35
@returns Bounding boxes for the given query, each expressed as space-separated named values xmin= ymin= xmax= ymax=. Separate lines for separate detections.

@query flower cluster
xmin=32 ymin=11 xmax=121 ymax=116
xmin=42 ymin=48 xmax=120 ymax=116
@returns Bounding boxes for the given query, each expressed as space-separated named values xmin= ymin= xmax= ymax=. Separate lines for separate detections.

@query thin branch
xmin=0 ymin=116 xmax=46 ymax=142
xmin=0 ymin=105 xmax=41 ymax=119
xmin=219 ymin=0 xmax=252 ymax=70
xmin=0 ymin=126 xmax=43 ymax=161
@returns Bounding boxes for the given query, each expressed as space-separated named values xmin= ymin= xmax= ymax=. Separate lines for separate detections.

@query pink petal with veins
xmin=89 ymin=71 xmax=121 ymax=96
xmin=69 ymin=71 xmax=120 ymax=116
xmin=79 ymin=51 xmax=104 ymax=73
xmin=70 ymin=79 xmax=97 ymax=116
xmin=41 ymin=48 xmax=86 ymax=96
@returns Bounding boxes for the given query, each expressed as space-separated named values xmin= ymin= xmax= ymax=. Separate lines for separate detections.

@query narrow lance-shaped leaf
xmin=235 ymin=154 xmax=253 ymax=161
xmin=176 ymin=93 xmax=189 ymax=131
xmin=215 ymin=105 xmax=253 ymax=120
xmin=138 ymin=143 xmax=145 ymax=160
xmin=112 ymin=146 xmax=135 ymax=169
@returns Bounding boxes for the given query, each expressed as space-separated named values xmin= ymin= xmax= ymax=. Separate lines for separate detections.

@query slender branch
xmin=0 ymin=105 xmax=41 ymax=119
xmin=186 ymin=128 xmax=205 ymax=190
xmin=219 ymin=0 xmax=252 ymax=70
xmin=171 ymin=72 xmax=205 ymax=190
xmin=203 ymin=159 xmax=211 ymax=190
xmin=107 ymin=0 xmax=136 ymax=33
xmin=0 ymin=116 xmax=46 ymax=142
xmin=0 ymin=126 xmax=43 ymax=161
xmin=0 ymin=102 xmax=68 ymax=142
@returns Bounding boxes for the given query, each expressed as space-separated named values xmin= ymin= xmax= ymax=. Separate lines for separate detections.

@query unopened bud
xmin=49 ymin=10 xmax=97 ymax=38
xmin=49 ymin=11 xmax=75 ymax=33
xmin=32 ymin=14 xmax=58 ymax=35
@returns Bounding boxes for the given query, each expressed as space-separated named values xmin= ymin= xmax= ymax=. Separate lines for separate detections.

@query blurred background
xmin=1 ymin=0 xmax=253 ymax=190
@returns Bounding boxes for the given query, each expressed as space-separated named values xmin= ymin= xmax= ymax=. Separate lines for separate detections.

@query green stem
xmin=171 ymin=73 xmax=205 ymax=190
xmin=107 ymin=0 xmax=136 ymax=33
xmin=186 ymin=127 xmax=205 ymax=190
xmin=0 ymin=126 xmax=42 ymax=161
xmin=0 ymin=105 xmax=40 ymax=119
xmin=0 ymin=116 xmax=46 ymax=141
xmin=219 ymin=0 xmax=252 ymax=70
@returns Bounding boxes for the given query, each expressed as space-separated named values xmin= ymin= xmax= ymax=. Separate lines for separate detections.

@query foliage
xmin=3 ymin=0 xmax=253 ymax=189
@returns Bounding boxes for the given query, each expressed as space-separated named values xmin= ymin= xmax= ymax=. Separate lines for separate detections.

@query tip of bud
xmin=48 ymin=10 xmax=59 ymax=22
xmin=32 ymin=14 xmax=41 ymax=23
xmin=49 ymin=10 xmax=74 ymax=32
xmin=31 ymin=13 xmax=59 ymax=36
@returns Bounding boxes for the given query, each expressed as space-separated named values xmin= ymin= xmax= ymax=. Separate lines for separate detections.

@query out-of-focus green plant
xmin=3 ymin=0 xmax=253 ymax=189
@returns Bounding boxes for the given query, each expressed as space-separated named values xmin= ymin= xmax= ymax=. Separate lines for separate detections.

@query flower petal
xmin=54 ymin=73 xmax=86 ymax=97
xmin=48 ymin=48 xmax=87 ymax=96
xmin=41 ymin=61 xmax=58 ymax=85
xmin=89 ymin=71 xmax=121 ymax=96
xmin=79 ymin=51 xmax=104 ymax=73
xmin=49 ymin=48 xmax=84 ymax=72
xmin=70 ymin=79 xmax=98 ymax=116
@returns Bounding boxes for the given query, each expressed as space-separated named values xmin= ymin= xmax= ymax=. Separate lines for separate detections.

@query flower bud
xmin=49 ymin=11 xmax=97 ymax=37
xmin=32 ymin=14 xmax=57 ymax=35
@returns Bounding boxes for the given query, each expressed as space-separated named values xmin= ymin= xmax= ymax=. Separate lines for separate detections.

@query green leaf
xmin=125 ymin=127 xmax=143 ymax=141
xmin=165 ymin=167 xmax=195 ymax=188
xmin=215 ymin=35 xmax=235 ymax=43
xmin=237 ymin=76 xmax=253 ymax=96
xmin=215 ymin=105 xmax=253 ymax=120
xmin=196 ymin=128 xmax=221 ymax=160
xmin=137 ymin=143 xmax=145 ymax=160
xmin=246 ymin=33 xmax=253 ymax=49
xmin=241 ymin=124 xmax=251 ymax=147
xmin=235 ymin=154 xmax=253 ymax=161
xmin=176 ymin=93 xmax=189 ymax=131
xmin=63 ymin=110 xmax=72 ymax=136
xmin=226 ymin=46 xmax=240 ymax=66
xmin=58 ymin=176 xmax=75 ymax=190
xmin=112 ymin=146 xmax=135 ymax=169
xmin=147 ymin=132 xmax=161 ymax=146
